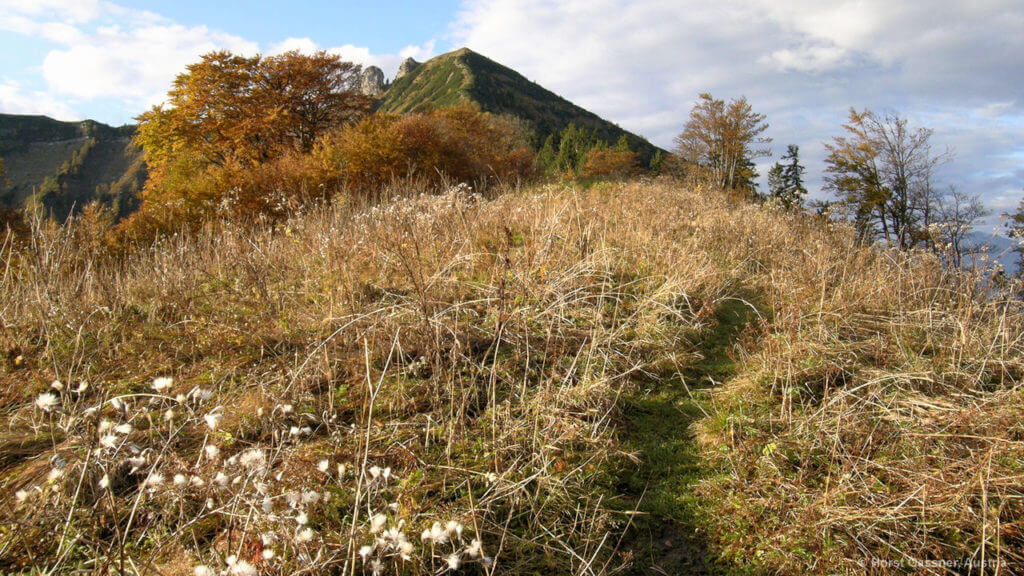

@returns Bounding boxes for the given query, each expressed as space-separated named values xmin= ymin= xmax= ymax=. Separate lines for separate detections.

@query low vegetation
xmin=2 ymin=177 xmax=1022 ymax=574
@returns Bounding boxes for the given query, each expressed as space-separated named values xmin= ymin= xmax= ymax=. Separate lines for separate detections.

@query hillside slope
xmin=379 ymin=48 xmax=663 ymax=163
xmin=0 ymin=114 xmax=145 ymax=220
xmin=2 ymin=179 xmax=1020 ymax=574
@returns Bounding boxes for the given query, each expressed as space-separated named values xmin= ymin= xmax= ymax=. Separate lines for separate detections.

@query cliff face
xmin=0 ymin=114 xmax=145 ymax=220
xmin=359 ymin=66 xmax=386 ymax=96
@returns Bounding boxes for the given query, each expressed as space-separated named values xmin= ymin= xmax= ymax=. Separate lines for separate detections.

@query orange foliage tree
xmin=580 ymin=146 xmax=638 ymax=180
xmin=125 ymin=50 xmax=372 ymax=237
xmin=318 ymin=104 xmax=535 ymax=195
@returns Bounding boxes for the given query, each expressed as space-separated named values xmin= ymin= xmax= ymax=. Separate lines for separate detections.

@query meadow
xmin=1 ymin=178 xmax=1022 ymax=575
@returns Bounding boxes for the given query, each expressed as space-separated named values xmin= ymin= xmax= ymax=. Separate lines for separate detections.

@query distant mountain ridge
xmin=376 ymin=48 xmax=663 ymax=164
xmin=1 ymin=48 xmax=663 ymax=220
xmin=0 ymin=114 xmax=145 ymax=220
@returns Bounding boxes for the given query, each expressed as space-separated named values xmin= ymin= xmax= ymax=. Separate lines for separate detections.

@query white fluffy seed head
xmin=400 ymin=540 xmax=415 ymax=559
xmin=295 ymin=527 xmax=314 ymax=543
xmin=370 ymin=513 xmax=387 ymax=534
xmin=204 ymin=445 xmax=220 ymax=461
xmin=239 ymin=449 xmax=266 ymax=471
xmin=446 ymin=520 xmax=463 ymax=539
xmin=229 ymin=559 xmax=256 ymax=576
xmin=358 ymin=545 xmax=373 ymax=561
xmin=151 ymin=377 xmax=173 ymax=392
xmin=204 ymin=412 xmax=222 ymax=431
xmin=35 ymin=393 xmax=59 ymax=412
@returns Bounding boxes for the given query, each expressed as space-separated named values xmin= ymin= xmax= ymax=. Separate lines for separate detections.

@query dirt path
xmin=612 ymin=296 xmax=762 ymax=575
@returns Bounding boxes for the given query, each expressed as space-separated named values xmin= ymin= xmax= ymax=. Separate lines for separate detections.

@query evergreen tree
xmin=649 ymin=150 xmax=664 ymax=174
xmin=768 ymin=144 xmax=808 ymax=210
xmin=554 ymin=123 xmax=597 ymax=174
xmin=537 ymin=133 xmax=558 ymax=173
xmin=614 ymin=135 xmax=632 ymax=153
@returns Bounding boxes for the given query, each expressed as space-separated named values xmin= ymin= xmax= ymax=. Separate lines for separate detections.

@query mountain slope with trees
xmin=379 ymin=48 xmax=663 ymax=164
xmin=0 ymin=114 xmax=145 ymax=220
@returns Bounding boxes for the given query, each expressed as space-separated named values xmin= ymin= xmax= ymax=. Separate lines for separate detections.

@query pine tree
xmin=554 ymin=124 xmax=597 ymax=175
xmin=537 ymin=134 xmax=558 ymax=174
xmin=768 ymin=144 xmax=808 ymax=210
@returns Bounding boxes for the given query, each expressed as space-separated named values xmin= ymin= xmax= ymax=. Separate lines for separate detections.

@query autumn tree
xmin=136 ymin=50 xmax=371 ymax=169
xmin=580 ymin=141 xmax=638 ymax=180
xmin=674 ymin=93 xmax=771 ymax=193
xmin=1005 ymin=193 xmax=1024 ymax=273
xmin=318 ymin=104 xmax=535 ymax=195
xmin=824 ymin=108 xmax=949 ymax=249
xmin=932 ymin=186 xmax=988 ymax=268
xmin=128 ymin=50 xmax=372 ymax=234
xmin=767 ymin=144 xmax=807 ymax=210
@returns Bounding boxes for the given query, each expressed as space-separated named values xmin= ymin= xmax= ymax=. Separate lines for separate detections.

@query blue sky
xmin=111 ymin=1 xmax=460 ymax=56
xmin=2 ymin=0 xmax=1023 ymax=234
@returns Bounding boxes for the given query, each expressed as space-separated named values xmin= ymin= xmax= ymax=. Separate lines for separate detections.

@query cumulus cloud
xmin=267 ymin=37 xmax=320 ymax=56
xmin=0 ymin=1 xmax=435 ymax=119
xmin=0 ymin=1 xmax=258 ymax=113
xmin=265 ymin=37 xmax=436 ymax=81
xmin=452 ymin=0 xmax=1024 ymax=223
xmin=0 ymin=79 xmax=79 ymax=120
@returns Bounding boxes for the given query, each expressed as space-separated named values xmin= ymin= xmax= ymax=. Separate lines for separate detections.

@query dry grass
xmin=691 ymin=210 xmax=1024 ymax=574
xmin=0 ymin=180 xmax=724 ymax=574
xmin=1 ymin=178 xmax=1021 ymax=575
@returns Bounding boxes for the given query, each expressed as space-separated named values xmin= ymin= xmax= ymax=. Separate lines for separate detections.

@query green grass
xmin=604 ymin=296 xmax=763 ymax=574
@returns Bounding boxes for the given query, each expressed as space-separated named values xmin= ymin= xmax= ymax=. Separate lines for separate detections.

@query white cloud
xmin=764 ymin=43 xmax=849 ymax=73
xmin=0 ymin=79 xmax=79 ymax=120
xmin=268 ymin=37 xmax=319 ymax=56
xmin=328 ymin=41 xmax=437 ymax=80
xmin=0 ymin=0 xmax=103 ymax=24
xmin=2 ymin=2 xmax=259 ymax=111
xmin=41 ymin=23 xmax=258 ymax=109
xmin=452 ymin=0 xmax=1024 ymax=227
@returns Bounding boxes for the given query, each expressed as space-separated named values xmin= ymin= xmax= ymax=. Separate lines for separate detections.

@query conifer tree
xmin=767 ymin=144 xmax=808 ymax=210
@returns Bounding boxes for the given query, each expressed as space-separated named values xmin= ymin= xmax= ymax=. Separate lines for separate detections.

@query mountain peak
xmin=378 ymin=48 xmax=660 ymax=160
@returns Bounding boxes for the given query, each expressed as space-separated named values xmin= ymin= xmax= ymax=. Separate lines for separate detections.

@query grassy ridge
xmin=1 ymin=180 xmax=1021 ymax=574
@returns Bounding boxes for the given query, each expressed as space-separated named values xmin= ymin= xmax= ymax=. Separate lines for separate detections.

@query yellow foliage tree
xmin=319 ymin=104 xmax=535 ymax=196
xmin=126 ymin=50 xmax=372 ymax=237
xmin=674 ymin=93 xmax=770 ymax=194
